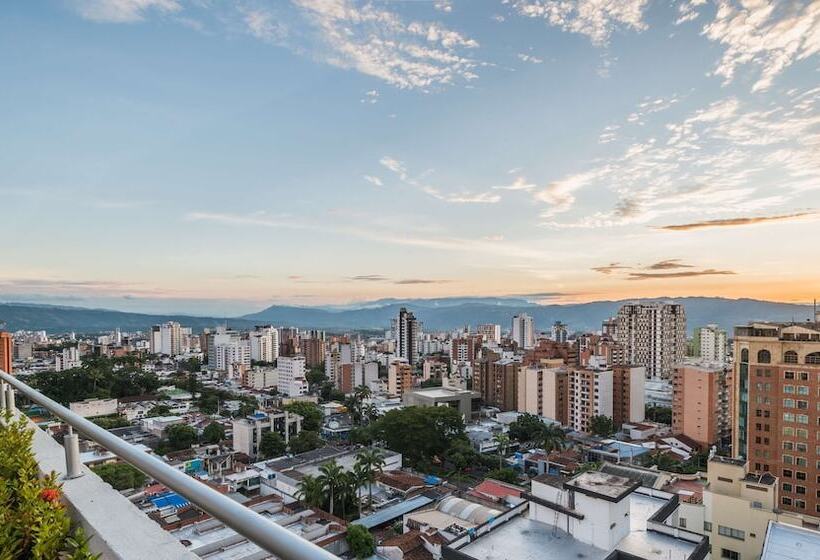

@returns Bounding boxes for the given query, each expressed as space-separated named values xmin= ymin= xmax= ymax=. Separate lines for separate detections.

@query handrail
xmin=0 ymin=371 xmax=340 ymax=560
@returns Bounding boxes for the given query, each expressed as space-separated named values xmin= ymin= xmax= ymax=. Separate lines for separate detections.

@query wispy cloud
xmin=646 ymin=259 xmax=694 ymax=270
xmin=363 ymin=175 xmax=383 ymax=187
xmin=534 ymin=170 xmax=605 ymax=217
xmin=702 ymin=1 xmax=820 ymax=92
xmin=658 ymin=212 xmax=818 ymax=231
xmin=591 ymin=262 xmax=631 ymax=275
xmin=72 ymin=0 xmax=180 ymax=23
xmin=627 ymin=269 xmax=736 ymax=280
xmin=378 ymin=156 xmax=501 ymax=204
xmin=507 ymin=0 xmax=650 ymax=46
xmin=517 ymin=53 xmax=544 ymax=64
xmin=394 ymin=278 xmax=451 ymax=285
xmin=361 ymin=89 xmax=379 ymax=104
xmin=349 ymin=275 xmax=388 ymax=282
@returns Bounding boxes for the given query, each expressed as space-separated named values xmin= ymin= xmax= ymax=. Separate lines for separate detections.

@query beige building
xmin=615 ymin=302 xmax=686 ymax=379
xmin=388 ymin=361 xmax=414 ymax=398
xmin=672 ymin=361 xmax=732 ymax=449
xmin=516 ymin=362 xmax=568 ymax=425
xmin=231 ymin=410 xmax=302 ymax=459
xmin=704 ymin=456 xmax=819 ymax=560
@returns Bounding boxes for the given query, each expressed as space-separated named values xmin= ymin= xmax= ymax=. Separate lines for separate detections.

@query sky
xmin=1 ymin=0 xmax=818 ymax=316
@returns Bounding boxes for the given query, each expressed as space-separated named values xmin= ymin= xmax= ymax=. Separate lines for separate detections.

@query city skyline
xmin=2 ymin=1 xmax=818 ymax=315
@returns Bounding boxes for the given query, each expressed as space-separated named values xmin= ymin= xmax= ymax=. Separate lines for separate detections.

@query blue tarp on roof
xmin=151 ymin=492 xmax=189 ymax=510
xmin=352 ymin=495 xmax=434 ymax=529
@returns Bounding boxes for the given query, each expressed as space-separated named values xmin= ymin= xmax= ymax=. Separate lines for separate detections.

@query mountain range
xmin=0 ymin=297 xmax=816 ymax=335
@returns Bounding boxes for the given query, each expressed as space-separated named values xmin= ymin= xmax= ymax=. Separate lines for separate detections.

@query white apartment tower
xmin=249 ymin=326 xmax=279 ymax=363
xmin=392 ymin=307 xmax=421 ymax=366
xmin=551 ymin=321 xmax=568 ymax=343
xmin=159 ymin=321 xmax=183 ymax=357
xmin=477 ymin=324 xmax=501 ymax=345
xmin=694 ymin=324 xmax=727 ymax=363
xmin=277 ymin=356 xmax=309 ymax=397
xmin=512 ymin=313 xmax=535 ymax=350
xmin=615 ymin=302 xmax=686 ymax=379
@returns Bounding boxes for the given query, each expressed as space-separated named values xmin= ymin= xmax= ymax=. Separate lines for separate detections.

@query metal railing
xmin=0 ymin=371 xmax=339 ymax=560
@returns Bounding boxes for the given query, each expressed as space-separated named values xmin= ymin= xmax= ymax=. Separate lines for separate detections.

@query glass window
xmin=784 ymin=385 xmax=795 ymax=394
xmin=721 ymin=549 xmax=739 ymax=560
xmin=718 ymin=526 xmax=745 ymax=540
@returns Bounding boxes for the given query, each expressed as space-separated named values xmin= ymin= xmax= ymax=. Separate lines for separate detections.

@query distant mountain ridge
xmin=1 ymin=296 xmax=812 ymax=334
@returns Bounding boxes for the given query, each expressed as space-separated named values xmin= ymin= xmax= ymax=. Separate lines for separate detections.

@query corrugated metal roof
xmin=352 ymin=495 xmax=434 ymax=529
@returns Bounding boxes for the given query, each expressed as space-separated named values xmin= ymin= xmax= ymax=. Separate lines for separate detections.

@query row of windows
xmin=783 ymin=399 xmax=810 ymax=409
xmin=748 ymin=349 xmax=820 ymax=365
xmin=783 ymin=385 xmax=811 ymax=395
xmin=718 ymin=525 xmax=745 ymax=540
xmin=783 ymin=454 xmax=809 ymax=466
xmin=783 ymin=413 xmax=810 ymax=424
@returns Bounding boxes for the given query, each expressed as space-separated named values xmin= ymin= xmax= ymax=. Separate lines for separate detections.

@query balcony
xmin=0 ymin=371 xmax=339 ymax=560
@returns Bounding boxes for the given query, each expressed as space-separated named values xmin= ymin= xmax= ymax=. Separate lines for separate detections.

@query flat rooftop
xmin=408 ymin=387 xmax=475 ymax=399
xmin=459 ymin=492 xmax=696 ymax=560
xmin=761 ymin=521 xmax=820 ymax=560
xmin=565 ymin=471 xmax=638 ymax=501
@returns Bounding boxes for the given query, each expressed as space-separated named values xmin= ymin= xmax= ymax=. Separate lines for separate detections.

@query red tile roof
xmin=469 ymin=479 xmax=524 ymax=500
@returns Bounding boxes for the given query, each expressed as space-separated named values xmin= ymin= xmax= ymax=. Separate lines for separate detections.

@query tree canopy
xmin=165 ymin=424 xmax=197 ymax=451
xmin=284 ymin=402 xmax=323 ymax=432
xmin=589 ymin=415 xmax=616 ymax=437
xmin=346 ymin=525 xmax=375 ymax=558
xmin=201 ymin=422 xmax=225 ymax=444
xmin=289 ymin=430 xmax=323 ymax=455
xmin=259 ymin=431 xmax=286 ymax=459
xmin=92 ymin=463 xmax=146 ymax=491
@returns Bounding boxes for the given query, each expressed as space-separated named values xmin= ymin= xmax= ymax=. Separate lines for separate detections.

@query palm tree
xmin=539 ymin=424 xmax=565 ymax=453
xmin=352 ymin=463 xmax=368 ymax=518
xmin=355 ymin=448 xmax=385 ymax=510
xmin=296 ymin=474 xmax=323 ymax=509
xmin=361 ymin=403 xmax=378 ymax=426
xmin=317 ymin=460 xmax=345 ymax=516
xmin=494 ymin=433 xmax=510 ymax=469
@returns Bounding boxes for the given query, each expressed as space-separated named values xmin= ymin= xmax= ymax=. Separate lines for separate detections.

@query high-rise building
xmin=731 ymin=320 xmax=820 ymax=516
xmin=451 ymin=336 xmax=481 ymax=364
xmin=249 ymin=326 xmax=279 ymax=363
xmin=55 ymin=346 xmax=81 ymax=372
xmin=158 ymin=321 xmax=183 ymax=356
xmin=477 ymin=324 xmax=501 ymax=345
xmin=387 ymin=361 xmax=414 ymax=398
xmin=302 ymin=337 xmax=325 ymax=368
xmin=611 ymin=365 xmax=646 ymax=429
xmin=568 ymin=367 xmax=613 ymax=433
xmin=277 ymin=356 xmax=308 ymax=397
xmin=615 ymin=302 xmax=686 ymax=379
xmin=393 ymin=307 xmax=420 ymax=366
xmin=672 ymin=361 xmax=731 ymax=449
xmin=148 ymin=325 xmax=162 ymax=355
xmin=0 ymin=331 xmax=13 ymax=373
xmin=214 ymin=341 xmax=251 ymax=377
xmin=512 ymin=313 xmax=535 ymax=350
xmin=551 ymin=321 xmax=568 ymax=343
xmin=516 ymin=364 xmax=568 ymax=424
xmin=694 ymin=324 xmax=728 ymax=363
xmin=487 ymin=358 xmax=521 ymax=411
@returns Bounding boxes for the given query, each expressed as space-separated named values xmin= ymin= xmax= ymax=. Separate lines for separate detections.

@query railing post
xmin=0 ymin=380 xmax=6 ymax=413
xmin=64 ymin=426 xmax=84 ymax=479
xmin=5 ymin=384 xmax=15 ymax=414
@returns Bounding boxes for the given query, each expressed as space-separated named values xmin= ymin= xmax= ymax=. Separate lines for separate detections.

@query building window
xmin=806 ymin=352 xmax=820 ymax=365
xmin=784 ymin=441 xmax=794 ymax=450
xmin=797 ymin=486 xmax=806 ymax=495
xmin=798 ymin=386 xmax=809 ymax=396
xmin=784 ymin=399 xmax=795 ymax=408
xmin=783 ymin=482 xmax=793 ymax=492
xmin=758 ymin=350 xmax=771 ymax=363
xmin=796 ymin=500 xmax=806 ymax=509
xmin=704 ymin=522 xmax=712 ymax=532
xmin=797 ymin=457 xmax=808 ymax=467
xmin=718 ymin=526 xmax=745 ymax=540
xmin=741 ymin=349 xmax=749 ymax=362
xmin=796 ymin=442 xmax=808 ymax=452
xmin=679 ymin=518 xmax=687 ymax=528
xmin=783 ymin=469 xmax=793 ymax=478
xmin=796 ymin=471 xmax=806 ymax=481
xmin=785 ymin=369 xmax=797 ymax=377
xmin=721 ymin=549 xmax=739 ymax=560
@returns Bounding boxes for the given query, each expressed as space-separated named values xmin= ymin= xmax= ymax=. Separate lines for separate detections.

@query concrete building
xmin=231 ymin=410 xmax=302 ymax=459
xmin=551 ymin=321 xmax=568 ymax=343
xmin=672 ymin=361 xmax=732 ymax=449
xmin=478 ymin=357 xmax=521 ymax=412
xmin=402 ymin=386 xmax=480 ymax=418
xmin=450 ymin=336 xmax=480 ymax=364
xmin=388 ymin=361 xmax=414 ymax=398
xmin=214 ymin=340 xmax=251 ymax=378
xmin=694 ymin=323 xmax=728 ymax=363
xmin=241 ymin=367 xmax=278 ymax=390
xmin=277 ymin=356 xmax=308 ymax=397
xmin=0 ymin=331 xmax=12 ymax=373
xmin=512 ymin=313 xmax=535 ymax=350
xmin=516 ymin=364 xmax=568 ymax=425
xmin=732 ymin=321 xmax=820 ymax=516
xmin=393 ymin=307 xmax=421 ymax=366
xmin=568 ymin=367 xmax=613 ymax=433
xmin=55 ymin=346 xmax=81 ymax=372
xmin=477 ymin=323 xmax=501 ymax=344
xmin=301 ymin=337 xmax=325 ymax=368
xmin=705 ymin=456 xmax=820 ymax=560
xmin=611 ymin=365 xmax=646 ymax=429
xmin=69 ymin=398 xmax=119 ymax=418
xmin=159 ymin=321 xmax=183 ymax=357
xmin=249 ymin=326 xmax=279 ymax=363
xmin=615 ymin=302 xmax=686 ymax=379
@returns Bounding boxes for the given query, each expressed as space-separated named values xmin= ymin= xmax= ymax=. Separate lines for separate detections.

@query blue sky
xmin=1 ymin=1 xmax=818 ymax=315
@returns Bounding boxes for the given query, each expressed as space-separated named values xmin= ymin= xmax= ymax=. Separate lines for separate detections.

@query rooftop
xmin=564 ymin=471 xmax=640 ymax=501
xmin=459 ymin=492 xmax=697 ymax=560
xmin=761 ymin=521 xmax=820 ymax=560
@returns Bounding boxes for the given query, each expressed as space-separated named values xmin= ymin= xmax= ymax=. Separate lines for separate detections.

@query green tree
xmin=355 ymin=448 xmax=386 ymax=510
xmin=284 ymin=402 xmax=323 ymax=432
xmin=306 ymin=367 xmax=327 ymax=390
xmin=180 ymin=357 xmax=201 ymax=373
xmin=645 ymin=405 xmax=672 ymax=425
xmin=146 ymin=405 xmax=172 ymax=418
xmin=166 ymin=424 xmax=197 ymax=451
xmin=589 ymin=415 xmax=616 ymax=437
xmin=486 ymin=468 xmax=519 ymax=484
xmin=508 ymin=413 xmax=547 ymax=444
xmin=296 ymin=474 xmax=324 ymax=508
xmin=368 ymin=406 xmax=465 ymax=468
xmin=317 ymin=460 xmax=345 ymax=516
xmin=91 ymin=463 xmax=146 ymax=491
xmin=91 ymin=415 xmax=130 ymax=429
xmin=494 ymin=433 xmax=510 ymax=469
xmin=444 ymin=438 xmax=478 ymax=472
xmin=259 ymin=431 xmax=286 ymax=459
xmin=289 ymin=430 xmax=323 ymax=455
xmin=201 ymin=423 xmax=225 ymax=444
xmin=537 ymin=424 xmax=566 ymax=453
xmin=346 ymin=524 xmax=374 ymax=558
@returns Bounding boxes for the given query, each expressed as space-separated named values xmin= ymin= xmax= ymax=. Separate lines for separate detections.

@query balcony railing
xmin=0 ymin=370 xmax=339 ymax=560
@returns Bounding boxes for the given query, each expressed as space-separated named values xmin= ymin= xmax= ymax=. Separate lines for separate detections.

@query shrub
xmin=0 ymin=414 xmax=98 ymax=559
xmin=345 ymin=524 xmax=375 ymax=558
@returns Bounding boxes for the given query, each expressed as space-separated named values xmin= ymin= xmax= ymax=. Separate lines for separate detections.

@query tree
xmin=494 ymin=433 xmax=510 ymax=469
xmin=92 ymin=463 xmax=146 ymax=491
xmin=166 ymin=424 xmax=197 ymax=451
xmin=201 ymin=422 xmax=225 ymax=445
xmin=146 ymin=404 xmax=172 ymax=418
xmin=420 ymin=377 xmax=442 ymax=388
xmin=645 ymin=405 xmax=672 ymax=425
xmin=289 ymin=430 xmax=323 ymax=455
xmin=91 ymin=415 xmax=130 ymax=429
xmin=538 ymin=424 xmax=566 ymax=453
xmin=589 ymin=415 xmax=615 ymax=437
xmin=508 ymin=413 xmax=547 ymax=444
xmin=317 ymin=460 xmax=345 ymax=516
xmin=284 ymin=402 xmax=323 ymax=432
xmin=355 ymin=448 xmax=386 ymax=510
xmin=368 ymin=406 xmax=466 ymax=468
xmin=486 ymin=468 xmax=519 ymax=485
xmin=444 ymin=438 xmax=478 ymax=472
xmin=306 ymin=367 xmax=327 ymax=390
xmin=180 ymin=357 xmax=201 ymax=373
xmin=296 ymin=474 xmax=324 ymax=508
xmin=259 ymin=431 xmax=286 ymax=459
xmin=346 ymin=524 xmax=375 ymax=558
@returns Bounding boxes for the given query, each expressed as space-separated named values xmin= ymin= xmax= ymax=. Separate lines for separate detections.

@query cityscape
xmin=2 ymin=1 xmax=820 ymax=560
